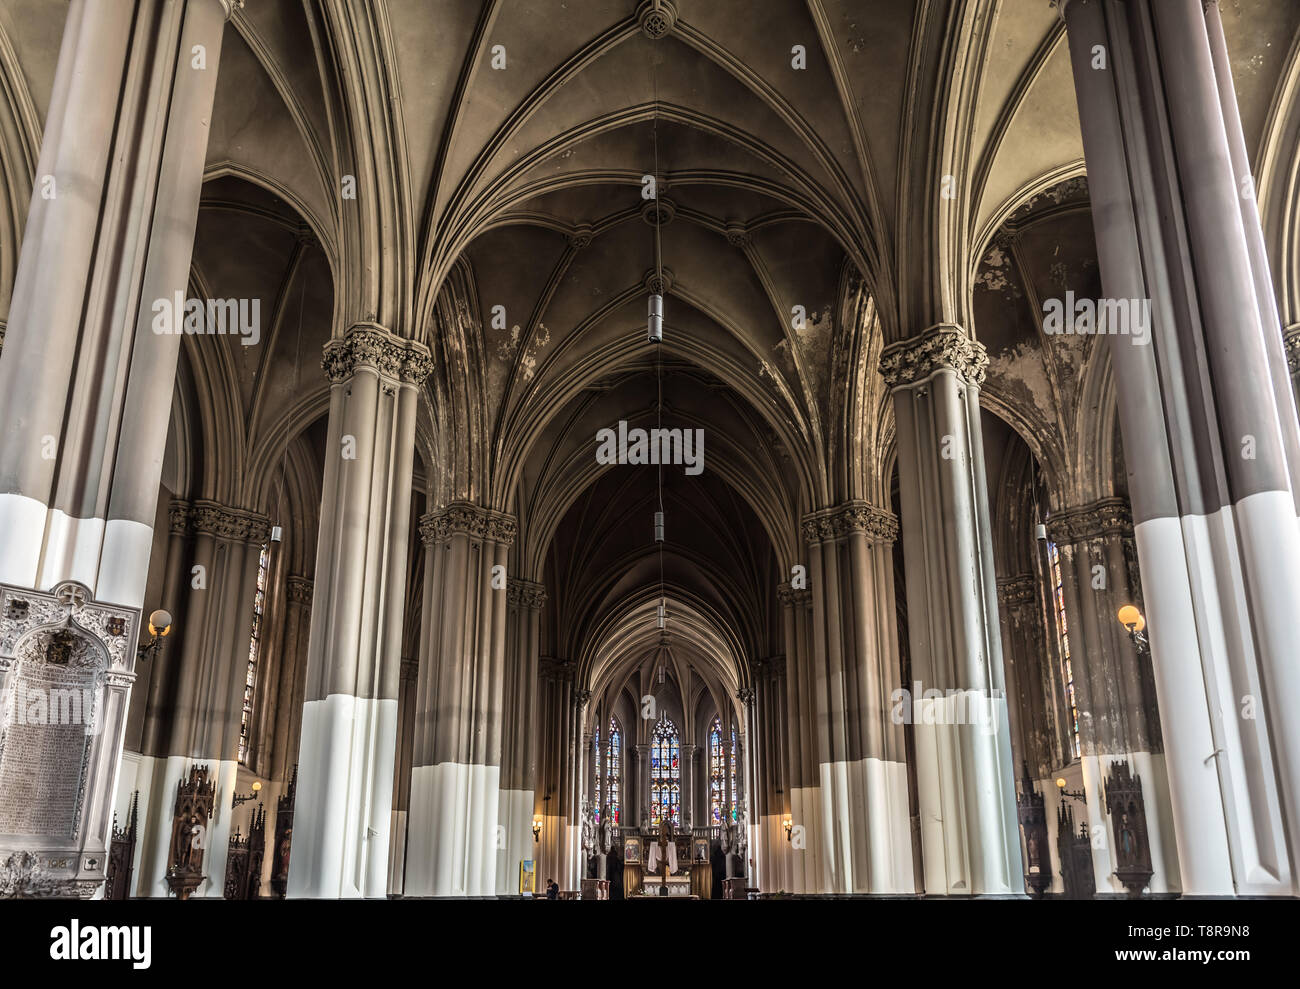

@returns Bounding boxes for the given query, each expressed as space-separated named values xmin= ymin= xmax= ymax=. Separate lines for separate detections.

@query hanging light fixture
xmin=648 ymin=292 xmax=663 ymax=343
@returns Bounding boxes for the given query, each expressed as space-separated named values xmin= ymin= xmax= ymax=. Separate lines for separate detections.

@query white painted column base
xmin=288 ymin=694 xmax=398 ymax=898
xmin=404 ymin=761 xmax=502 ymax=896
xmin=913 ymin=691 xmax=1022 ymax=895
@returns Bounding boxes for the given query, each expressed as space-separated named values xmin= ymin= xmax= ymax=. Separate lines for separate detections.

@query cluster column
xmin=795 ymin=502 xmax=913 ymax=894
xmin=134 ymin=499 xmax=269 ymax=897
xmin=403 ymin=503 xmax=516 ymax=896
xmin=880 ymin=325 xmax=1023 ymax=896
xmin=1047 ymin=497 xmax=1175 ymax=893
xmin=1062 ymin=0 xmax=1300 ymax=895
xmin=777 ymin=583 xmax=818 ymax=893
xmin=996 ymin=574 xmax=1064 ymax=893
xmin=498 ymin=578 xmax=545 ymax=895
xmin=288 ymin=326 xmax=431 ymax=898
xmin=0 ymin=0 xmax=234 ymax=896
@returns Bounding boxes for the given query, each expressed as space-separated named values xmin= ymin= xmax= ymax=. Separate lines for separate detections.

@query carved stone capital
xmin=776 ymin=582 xmax=812 ymax=608
xmin=1284 ymin=324 xmax=1300 ymax=377
xmin=190 ymin=500 xmax=271 ymax=545
xmin=800 ymin=501 xmax=899 ymax=545
xmin=507 ymin=578 xmax=547 ymax=610
xmin=322 ymin=324 xmax=434 ymax=386
xmin=736 ymin=687 xmax=755 ymax=704
xmin=419 ymin=503 xmax=517 ymax=547
xmin=218 ymin=0 xmax=245 ymax=20
xmin=1045 ymin=496 xmax=1133 ymax=545
xmin=285 ymin=575 xmax=313 ymax=605
xmin=539 ymin=656 xmax=573 ymax=684
xmin=996 ymin=574 xmax=1037 ymax=607
xmin=168 ymin=499 xmax=193 ymax=535
xmin=878 ymin=325 xmax=988 ymax=389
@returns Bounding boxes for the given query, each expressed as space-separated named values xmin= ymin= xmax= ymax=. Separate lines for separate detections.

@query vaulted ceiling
xmin=3 ymin=0 xmax=1298 ymax=686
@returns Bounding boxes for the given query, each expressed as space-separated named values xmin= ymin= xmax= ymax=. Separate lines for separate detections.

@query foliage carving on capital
xmin=420 ymin=503 xmax=517 ymax=547
xmin=776 ymin=582 xmax=811 ymax=608
xmin=878 ymin=325 xmax=988 ymax=389
xmin=168 ymin=500 xmax=193 ymax=535
xmin=507 ymin=578 xmax=547 ymax=610
xmin=538 ymin=656 xmax=573 ymax=684
xmin=322 ymin=325 xmax=434 ymax=386
xmin=286 ymin=576 xmax=313 ymax=605
xmin=800 ymin=501 xmax=898 ymax=545
xmin=190 ymin=500 xmax=271 ymax=545
xmin=996 ymin=574 xmax=1037 ymax=607
xmin=1045 ymin=497 xmax=1132 ymax=545
xmin=1284 ymin=325 xmax=1300 ymax=377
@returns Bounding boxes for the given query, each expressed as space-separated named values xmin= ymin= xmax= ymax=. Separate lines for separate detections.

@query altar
xmin=622 ymin=831 xmax=711 ymax=898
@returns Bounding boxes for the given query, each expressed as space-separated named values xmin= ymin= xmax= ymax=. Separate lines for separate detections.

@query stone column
xmin=996 ymin=574 xmax=1063 ymax=894
xmin=127 ymin=500 xmax=268 ymax=897
xmin=288 ymin=326 xmax=430 ymax=898
xmin=1047 ymin=497 xmax=1175 ymax=894
xmin=387 ymin=654 xmax=419 ymax=896
xmin=0 ymin=0 xmax=234 ymax=899
xmin=1062 ymin=0 xmax=1299 ymax=895
xmin=880 ymin=325 xmax=1023 ymax=896
xmin=271 ymin=577 xmax=312 ymax=784
xmin=403 ymin=503 xmax=516 ymax=896
xmin=498 ymin=578 xmax=545 ymax=895
xmin=778 ymin=583 xmax=816 ymax=893
xmin=533 ymin=657 xmax=570 ymax=890
xmin=798 ymin=502 xmax=914 ymax=894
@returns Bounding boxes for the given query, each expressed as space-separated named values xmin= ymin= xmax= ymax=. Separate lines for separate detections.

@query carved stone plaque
xmin=0 ymin=580 xmax=137 ymax=899
xmin=0 ymin=656 xmax=98 ymax=837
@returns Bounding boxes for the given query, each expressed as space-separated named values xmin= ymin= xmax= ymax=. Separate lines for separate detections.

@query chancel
xmin=0 ymin=0 xmax=1299 ymax=906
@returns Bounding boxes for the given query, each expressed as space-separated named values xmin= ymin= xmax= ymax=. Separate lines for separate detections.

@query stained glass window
xmin=240 ymin=542 xmax=270 ymax=764
xmin=606 ymin=716 xmax=621 ymax=825
xmin=650 ymin=716 xmax=681 ymax=827
xmin=730 ymin=724 xmax=739 ymax=817
xmin=709 ymin=718 xmax=724 ymax=824
xmin=1048 ymin=542 xmax=1079 ymax=758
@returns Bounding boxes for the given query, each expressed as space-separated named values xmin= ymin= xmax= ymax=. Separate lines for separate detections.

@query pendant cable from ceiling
xmin=652 ymin=115 xmax=666 ymax=633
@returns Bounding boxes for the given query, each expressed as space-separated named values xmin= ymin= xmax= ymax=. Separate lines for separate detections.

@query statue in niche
xmin=599 ymin=804 xmax=613 ymax=856
xmin=580 ymin=800 xmax=595 ymax=860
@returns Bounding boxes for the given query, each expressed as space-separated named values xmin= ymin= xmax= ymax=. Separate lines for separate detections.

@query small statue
xmin=580 ymin=800 xmax=595 ymax=858
xmin=599 ymin=804 xmax=613 ymax=856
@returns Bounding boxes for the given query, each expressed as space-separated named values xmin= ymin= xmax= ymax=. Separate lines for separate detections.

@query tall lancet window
xmin=709 ymin=718 xmax=724 ymax=824
xmin=730 ymin=724 xmax=739 ymax=814
xmin=240 ymin=542 xmax=271 ymax=764
xmin=606 ymin=716 xmax=621 ymax=825
xmin=1048 ymin=541 xmax=1079 ymax=758
xmin=650 ymin=716 xmax=681 ymax=827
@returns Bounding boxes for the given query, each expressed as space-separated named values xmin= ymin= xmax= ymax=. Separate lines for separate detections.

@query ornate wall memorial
xmin=0 ymin=581 xmax=138 ymax=897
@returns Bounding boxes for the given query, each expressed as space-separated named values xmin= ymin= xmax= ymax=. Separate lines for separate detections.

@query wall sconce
xmin=136 ymin=608 xmax=173 ymax=663
xmin=783 ymin=816 xmax=793 ymax=843
xmin=1117 ymin=604 xmax=1149 ymax=655
xmin=1055 ymin=777 xmax=1087 ymax=804
xmin=532 ymin=816 xmax=543 ymax=842
xmin=232 ymin=780 xmax=262 ymax=808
